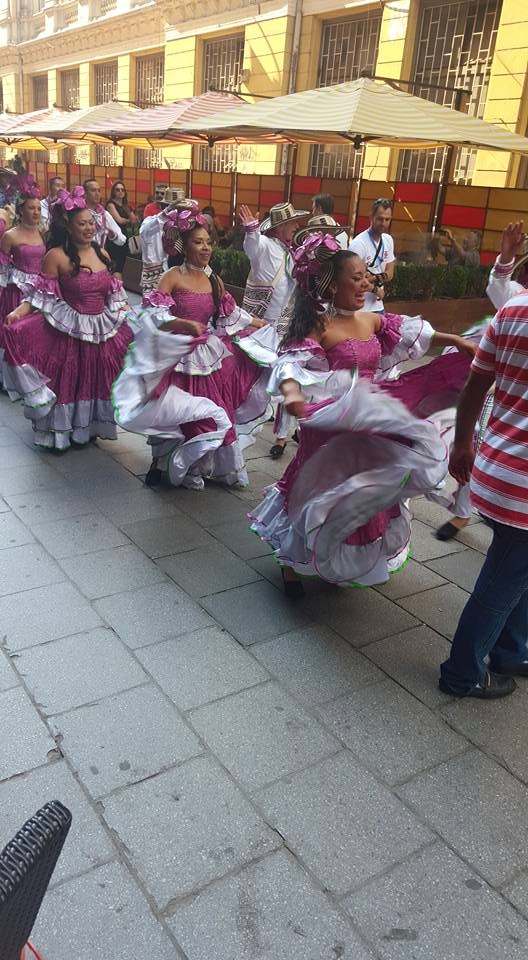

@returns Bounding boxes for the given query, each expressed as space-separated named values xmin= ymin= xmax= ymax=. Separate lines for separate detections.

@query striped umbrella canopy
xmin=0 ymin=108 xmax=77 ymax=150
xmin=4 ymin=93 xmax=253 ymax=149
xmin=187 ymin=77 xmax=528 ymax=153
xmin=5 ymin=101 xmax=138 ymax=145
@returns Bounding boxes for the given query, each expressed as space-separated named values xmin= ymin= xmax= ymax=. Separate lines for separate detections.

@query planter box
xmin=387 ymin=297 xmax=492 ymax=334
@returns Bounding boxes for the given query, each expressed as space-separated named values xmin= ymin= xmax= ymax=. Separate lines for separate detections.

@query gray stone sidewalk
xmin=1 ymin=390 xmax=528 ymax=959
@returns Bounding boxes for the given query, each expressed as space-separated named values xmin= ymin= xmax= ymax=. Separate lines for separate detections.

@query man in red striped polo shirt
xmin=440 ymin=289 xmax=528 ymax=699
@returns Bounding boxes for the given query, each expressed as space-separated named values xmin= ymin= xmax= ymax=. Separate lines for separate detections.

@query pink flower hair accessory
xmin=54 ymin=186 xmax=87 ymax=211
xmin=292 ymin=232 xmax=341 ymax=300
xmin=162 ymin=201 xmax=210 ymax=256
xmin=7 ymin=175 xmax=41 ymax=202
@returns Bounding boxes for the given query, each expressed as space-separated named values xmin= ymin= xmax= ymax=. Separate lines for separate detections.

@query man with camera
xmin=349 ymin=198 xmax=396 ymax=311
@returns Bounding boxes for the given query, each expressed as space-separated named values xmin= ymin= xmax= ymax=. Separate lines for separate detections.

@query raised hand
xmin=499 ymin=221 xmax=526 ymax=264
xmin=239 ymin=205 xmax=258 ymax=227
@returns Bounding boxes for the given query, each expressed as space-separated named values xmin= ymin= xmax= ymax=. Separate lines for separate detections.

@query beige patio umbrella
xmin=5 ymin=101 xmax=138 ymax=146
xmin=0 ymin=108 xmax=76 ymax=151
xmin=186 ymin=77 xmax=528 ymax=153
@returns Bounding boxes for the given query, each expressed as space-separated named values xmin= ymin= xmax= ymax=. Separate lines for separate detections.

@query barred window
xmin=0 ymin=80 xmax=3 ymax=114
xmin=32 ymin=75 xmax=48 ymax=110
xmin=135 ymin=148 xmax=164 ymax=169
xmin=100 ymin=0 xmax=117 ymax=12
xmin=60 ymin=68 xmax=80 ymax=110
xmin=135 ymin=53 xmax=164 ymax=105
xmin=398 ymin=0 xmax=501 ymax=184
xmin=310 ymin=14 xmax=381 ymax=180
xmin=203 ymin=35 xmax=244 ymax=93
xmin=198 ymin=35 xmax=244 ymax=171
xmin=94 ymin=60 xmax=118 ymax=104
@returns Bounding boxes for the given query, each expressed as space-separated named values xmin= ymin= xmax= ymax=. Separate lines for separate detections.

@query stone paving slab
xmin=210 ymin=518 xmax=272 ymax=560
xmin=303 ymin=586 xmax=420 ymax=647
xmin=200 ymin=580 xmax=311 ymax=646
xmin=169 ymin=849 xmax=375 ymax=960
xmin=374 ymin=557 xmax=447 ymax=600
xmin=137 ymin=626 xmax=269 ymax=710
xmin=0 ymin=580 xmax=103 ymax=650
xmin=318 ymin=678 xmax=467 ymax=785
xmin=252 ymin=625 xmax=383 ymax=706
xmin=0 ymin=511 xmax=36 ymax=548
xmin=190 ymin=681 xmax=339 ymax=791
xmin=121 ymin=513 xmax=214 ymax=558
xmin=157 ymin=541 xmax=262 ymax=597
xmin=95 ymin=581 xmax=214 ymax=648
xmin=4 ymin=486 xmax=96 ymax=527
xmin=397 ymin=582 xmax=470 ymax=640
xmin=364 ymin=624 xmax=454 ymax=708
xmin=408 ymin=518 xmax=468 ymax=561
xmin=426 ymin=546 xmax=486 ymax=593
xmin=58 ymin=543 xmax=167 ymax=599
xmin=16 ymin=627 xmax=148 ymax=715
xmin=0 ymin=649 xmax=19 ymax=691
xmin=0 ymin=462 xmax=65 ymax=496
xmin=54 ymin=683 xmax=201 ymax=798
xmin=0 ymin=686 xmax=55 ymax=781
xmin=398 ymin=751 xmax=528 ymax=886
xmin=32 ymin=862 xmax=179 ymax=960
xmin=345 ymin=842 xmax=528 ymax=960
xmin=31 ymin=512 xmax=130 ymax=559
xmin=442 ymin=689 xmax=528 ymax=784
xmin=101 ymin=757 xmax=282 ymax=908
xmin=0 ymin=542 xmax=64 ymax=597
xmin=0 ymin=760 xmax=115 ymax=884
xmin=258 ymin=752 xmax=432 ymax=895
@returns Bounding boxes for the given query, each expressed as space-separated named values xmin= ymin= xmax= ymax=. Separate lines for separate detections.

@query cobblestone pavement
xmin=2 ymin=388 xmax=528 ymax=959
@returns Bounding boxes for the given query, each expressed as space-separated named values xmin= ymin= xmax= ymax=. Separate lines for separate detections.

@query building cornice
xmin=163 ymin=0 xmax=293 ymax=39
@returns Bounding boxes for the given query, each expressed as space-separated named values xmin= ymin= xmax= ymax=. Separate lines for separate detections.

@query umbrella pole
xmin=431 ymin=87 xmax=468 ymax=233
xmin=286 ymin=144 xmax=298 ymax=201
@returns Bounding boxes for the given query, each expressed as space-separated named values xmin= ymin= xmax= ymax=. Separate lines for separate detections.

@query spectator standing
xmin=349 ymin=198 xmax=396 ymax=312
xmin=440 ymin=290 xmax=528 ymax=699
xmin=106 ymin=180 xmax=138 ymax=278
xmin=83 ymin=178 xmax=126 ymax=250
xmin=311 ymin=193 xmax=348 ymax=249
xmin=438 ymin=228 xmax=481 ymax=268
xmin=40 ymin=176 xmax=65 ymax=231
xmin=486 ymin=221 xmax=526 ymax=309
xmin=143 ymin=183 xmax=168 ymax=220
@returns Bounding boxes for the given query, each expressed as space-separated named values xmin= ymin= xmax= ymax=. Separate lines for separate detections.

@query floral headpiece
xmin=292 ymin=233 xmax=341 ymax=302
xmin=162 ymin=201 xmax=209 ymax=256
xmin=54 ymin=186 xmax=87 ymax=212
xmin=6 ymin=174 xmax=41 ymax=202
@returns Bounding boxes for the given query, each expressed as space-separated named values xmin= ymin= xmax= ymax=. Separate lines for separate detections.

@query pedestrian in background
xmin=349 ymin=198 xmax=396 ymax=312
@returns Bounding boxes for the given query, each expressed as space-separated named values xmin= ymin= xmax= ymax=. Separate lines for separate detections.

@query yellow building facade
xmin=0 ymin=0 xmax=527 ymax=187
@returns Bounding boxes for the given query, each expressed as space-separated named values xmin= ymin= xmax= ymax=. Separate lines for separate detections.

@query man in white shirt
xmin=239 ymin=200 xmax=309 ymax=458
xmin=83 ymin=178 xmax=126 ymax=250
xmin=349 ymin=198 xmax=396 ymax=312
xmin=486 ymin=220 xmax=526 ymax=310
xmin=40 ymin=176 xmax=64 ymax=230
xmin=311 ymin=193 xmax=348 ymax=250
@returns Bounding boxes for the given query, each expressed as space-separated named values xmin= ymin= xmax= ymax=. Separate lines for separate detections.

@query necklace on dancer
xmin=182 ymin=260 xmax=212 ymax=277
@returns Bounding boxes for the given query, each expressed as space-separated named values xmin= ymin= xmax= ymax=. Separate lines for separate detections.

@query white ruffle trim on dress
xmin=374 ymin=315 xmax=434 ymax=381
xmin=0 ymin=266 xmax=41 ymax=292
xmin=250 ymin=379 xmax=449 ymax=586
xmin=21 ymin=282 xmax=131 ymax=344
xmin=234 ymin=323 xmax=279 ymax=367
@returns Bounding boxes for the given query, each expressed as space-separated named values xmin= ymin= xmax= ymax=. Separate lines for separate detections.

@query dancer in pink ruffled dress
xmin=250 ymin=234 xmax=476 ymax=596
xmin=0 ymin=178 xmax=45 ymax=383
xmin=113 ymin=201 xmax=272 ymax=490
xmin=3 ymin=187 xmax=133 ymax=449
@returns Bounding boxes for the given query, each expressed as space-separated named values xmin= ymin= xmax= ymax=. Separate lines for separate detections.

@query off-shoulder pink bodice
xmin=59 ymin=268 xmax=114 ymax=313
xmin=325 ymin=335 xmax=381 ymax=380
xmin=11 ymin=243 xmax=46 ymax=273
xmin=170 ymin=289 xmax=216 ymax=327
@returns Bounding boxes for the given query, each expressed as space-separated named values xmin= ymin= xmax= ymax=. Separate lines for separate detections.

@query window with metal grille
xmin=135 ymin=148 xmax=164 ymax=169
xmin=32 ymin=75 xmax=48 ymax=110
xmin=398 ymin=0 xmax=501 ymax=184
xmin=309 ymin=14 xmax=381 ymax=179
xmin=135 ymin=53 xmax=164 ymax=105
xmin=95 ymin=143 xmax=123 ymax=166
xmin=94 ymin=60 xmax=117 ymax=104
xmin=100 ymin=0 xmax=117 ymax=12
xmin=0 ymin=80 xmax=3 ymax=114
xmin=60 ymin=68 xmax=80 ymax=110
xmin=197 ymin=35 xmax=244 ymax=171
xmin=203 ymin=35 xmax=244 ymax=93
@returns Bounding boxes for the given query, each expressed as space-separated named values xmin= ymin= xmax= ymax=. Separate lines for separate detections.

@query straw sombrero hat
xmin=293 ymin=214 xmax=351 ymax=247
xmin=260 ymin=201 xmax=309 ymax=235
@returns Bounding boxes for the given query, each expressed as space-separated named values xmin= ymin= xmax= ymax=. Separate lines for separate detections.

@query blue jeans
xmin=440 ymin=519 xmax=528 ymax=694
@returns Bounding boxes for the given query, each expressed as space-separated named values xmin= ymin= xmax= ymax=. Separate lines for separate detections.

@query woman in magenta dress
xmin=113 ymin=201 xmax=272 ymax=490
xmin=250 ymin=234 xmax=476 ymax=596
xmin=3 ymin=187 xmax=133 ymax=449
xmin=0 ymin=180 xmax=45 ymax=383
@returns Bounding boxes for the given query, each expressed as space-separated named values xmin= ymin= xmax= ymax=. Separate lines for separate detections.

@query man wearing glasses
xmin=350 ymin=198 xmax=396 ymax=312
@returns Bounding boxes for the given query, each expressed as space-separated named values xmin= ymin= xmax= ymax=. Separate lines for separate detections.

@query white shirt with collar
xmin=243 ymin=225 xmax=295 ymax=325
xmin=349 ymin=229 xmax=395 ymax=311
xmin=89 ymin=206 xmax=126 ymax=248
xmin=139 ymin=212 xmax=167 ymax=272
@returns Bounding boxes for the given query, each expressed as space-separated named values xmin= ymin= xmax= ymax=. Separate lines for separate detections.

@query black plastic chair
xmin=0 ymin=800 xmax=72 ymax=960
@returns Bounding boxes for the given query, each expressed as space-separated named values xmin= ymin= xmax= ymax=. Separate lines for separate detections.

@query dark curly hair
xmin=281 ymin=249 xmax=359 ymax=348
xmin=47 ymin=206 xmax=111 ymax=276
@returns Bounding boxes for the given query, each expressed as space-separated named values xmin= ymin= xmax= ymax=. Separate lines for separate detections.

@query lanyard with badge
xmin=367 ymin=230 xmax=387 ymax=289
